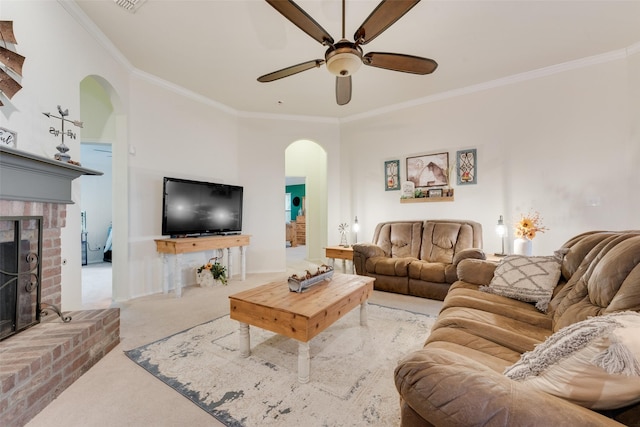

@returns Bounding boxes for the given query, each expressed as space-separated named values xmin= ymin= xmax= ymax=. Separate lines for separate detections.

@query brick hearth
xmin=0 ymin=198 xmax=120 ymax=426
xmin=0 ymin=308 xmax=120 ymax=426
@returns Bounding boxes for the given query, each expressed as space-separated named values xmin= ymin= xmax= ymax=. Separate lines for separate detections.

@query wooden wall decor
xmin=0 ymin=21 xmax=25 ymax=106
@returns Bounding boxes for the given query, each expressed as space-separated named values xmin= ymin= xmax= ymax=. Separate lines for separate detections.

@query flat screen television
xmin=162 ymin=177 xmax=243 ymax=237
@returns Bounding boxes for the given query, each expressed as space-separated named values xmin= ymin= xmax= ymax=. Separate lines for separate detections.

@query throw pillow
xmin=480 ymin=255 xmax=561 ymax=312
xmin=504 ymin=311 xmax=640 ymax=410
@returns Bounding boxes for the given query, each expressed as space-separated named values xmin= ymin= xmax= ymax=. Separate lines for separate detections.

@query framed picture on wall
xmin=406 ymin=152 xmax=449 ymax=188
xmin=456 ymin=149 xmax=477 ymax=185
xmin=384 ymin=160 xmax=400 ymax=191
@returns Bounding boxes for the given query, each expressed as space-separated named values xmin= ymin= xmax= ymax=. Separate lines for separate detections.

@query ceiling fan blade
xmin=336 ymin=76 xmax=351 ymax=105
xmin=363 ymin=52 xmax=437 ymax=74
xmin=257 ymin=59 xmax=324 ymax=82
xmin=265 ymin=0 xmax=334 ymax=46
xmin=354 ymin=0 xmax=420 ymax=45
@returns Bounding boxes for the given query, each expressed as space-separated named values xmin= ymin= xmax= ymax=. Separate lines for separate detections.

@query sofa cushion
xmin=504 ymin=311 xmax=640 ymax=410
xmin=428 ymin=306 xmax=550 ymax=354
xmin=365 ymin=256 xmax=414 ymax=277
xmin=444 ymin=282 xmax=553 ymax=329
xmin=480 ymin=255 xmax=561 ymax=312
xmin=372 ymin=221 xmax=423 ymax=258
xmin=420 ymin=221 xmax=478 ymax=263
xmin=559 ymin=232 xmax=611 ymax=280
xmin=552 ymin=234 xmax=640 ymax=331
xmin=408 ymin=260 xmax=446 ymax=282
xmin=395 ymin=346 xmax=623 ymax=427
xmin=426 ymin=329 xmax=522 ymax=368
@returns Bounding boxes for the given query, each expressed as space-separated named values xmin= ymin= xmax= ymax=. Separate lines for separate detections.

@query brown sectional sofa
xmin=352 ymin=220 xmax=483 ymax=300
xmin=394 ymin=231 xmax=640 ymax=426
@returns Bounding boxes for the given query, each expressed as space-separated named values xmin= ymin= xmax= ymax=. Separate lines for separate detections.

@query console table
xmin=155 ymin=234 xmax=250 ymax=297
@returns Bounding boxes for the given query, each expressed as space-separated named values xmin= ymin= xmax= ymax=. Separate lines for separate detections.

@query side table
xmin=325 ymin=245 xmax=354 ymax=273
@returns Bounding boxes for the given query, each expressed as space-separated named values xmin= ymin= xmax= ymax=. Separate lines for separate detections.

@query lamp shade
xmin=496 ymin=215 xmax=507 ymax=237
xmin=353 ymin=216 xmax=360 ymax=233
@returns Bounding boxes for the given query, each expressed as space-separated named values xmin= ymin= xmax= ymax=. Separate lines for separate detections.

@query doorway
xmin=285 ymin=140 xmax=328 ymax=264
xmin=79 ymin=76 xmax=116 ymax=308
xmin=80 ymin=143 xmax=112 ymax=308
xmin=285 ymin=176 xmax=306 ymax=266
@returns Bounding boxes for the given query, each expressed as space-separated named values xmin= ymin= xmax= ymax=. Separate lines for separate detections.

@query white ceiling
xmin=73 ymin=0 xmax=640 ymax=119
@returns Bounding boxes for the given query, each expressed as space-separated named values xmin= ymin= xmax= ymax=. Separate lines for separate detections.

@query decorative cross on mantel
xmin=43 ymin=105 xmax=83 ymax=162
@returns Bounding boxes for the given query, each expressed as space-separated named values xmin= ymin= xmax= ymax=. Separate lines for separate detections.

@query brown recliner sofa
xmin=352 ymin=220 xmax=483 ymax=300
xmin=395 ymin=231 xmax=640 ymax=426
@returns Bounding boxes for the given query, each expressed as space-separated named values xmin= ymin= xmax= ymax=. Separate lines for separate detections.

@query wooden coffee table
xmin=229 ymin=274 xmax=375 ymax=383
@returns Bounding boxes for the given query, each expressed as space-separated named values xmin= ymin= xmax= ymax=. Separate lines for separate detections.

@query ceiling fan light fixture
xmin=325 ymin=41 xmax=362 ymax=77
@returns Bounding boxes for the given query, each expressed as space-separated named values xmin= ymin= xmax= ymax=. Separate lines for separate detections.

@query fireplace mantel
xmin=0 ymin=146 xmax=102 ymax=204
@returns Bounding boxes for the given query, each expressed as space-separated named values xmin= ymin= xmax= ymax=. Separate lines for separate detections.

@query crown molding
xmin=61 ymin=0 xmax=236 ymax=115
xmin=342 ymin=47 xmax=631 ymax=123
xmin=58 ymin=0 xmax=133 ymax=72
xmin=238 ymin=110 xmax=339 ymax=124
xmin=130 ymin=69 xmax=238 ymax=115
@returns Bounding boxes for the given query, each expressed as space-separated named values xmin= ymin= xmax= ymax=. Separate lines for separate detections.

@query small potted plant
xmin=196 ymin=258 xmax=228 ymax=287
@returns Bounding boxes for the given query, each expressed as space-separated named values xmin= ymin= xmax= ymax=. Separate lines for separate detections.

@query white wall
xmin=341 ymin=52 xmax=640 ymax=256
xmin=0 ymin=0 xmax=130 ymax=309
xmin=126 ymin=75 xmax=240 ymax=298
xmin=2 ymin=0 xmax=638 ymax=306
xmin=237 ymin=115 xmax=341 ymax=271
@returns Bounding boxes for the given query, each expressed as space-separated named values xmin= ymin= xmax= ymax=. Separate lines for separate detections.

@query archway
xmin=79 ymin=75 xmax=129 ymax=305
xmin=285 ymin=140 xmax=328 ymax=263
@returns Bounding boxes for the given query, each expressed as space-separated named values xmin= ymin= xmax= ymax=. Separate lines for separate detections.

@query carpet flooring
xmin=125 ymin=304 xmax=435 ymax=427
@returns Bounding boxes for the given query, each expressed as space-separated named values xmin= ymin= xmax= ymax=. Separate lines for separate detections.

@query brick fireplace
xmin=0 ymin=147 xmax=120 ymax=426
xmin=1 ymin=204 xmax=63 ymax=341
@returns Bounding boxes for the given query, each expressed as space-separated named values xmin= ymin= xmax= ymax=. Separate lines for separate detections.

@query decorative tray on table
xmin=288 ymin=264 xmax=334 ymax=293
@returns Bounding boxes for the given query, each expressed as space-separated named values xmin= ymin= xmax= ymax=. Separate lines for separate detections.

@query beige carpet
xmin=26 ymin=248 xmax=443 ymax=427
xmin=125 ymin=304 xmax=435 ymax=426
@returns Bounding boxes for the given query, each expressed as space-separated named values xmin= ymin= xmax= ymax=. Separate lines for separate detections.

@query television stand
xmin=154 ymin=234 xmax=251 ymax=297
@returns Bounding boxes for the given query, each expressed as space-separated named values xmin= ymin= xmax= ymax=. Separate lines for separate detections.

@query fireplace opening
xmin=0 ymin=216 xmax=42 ymax=341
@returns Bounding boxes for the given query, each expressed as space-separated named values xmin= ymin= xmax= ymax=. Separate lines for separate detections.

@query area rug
xmin=125 ymin=304 xmax=435 ymax=427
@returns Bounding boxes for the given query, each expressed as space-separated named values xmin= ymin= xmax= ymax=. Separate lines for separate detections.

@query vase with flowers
xmin=513 ymin=211 xmax=548 ymax=255
xmin=196 ymin=257 xmax=228 ymax=287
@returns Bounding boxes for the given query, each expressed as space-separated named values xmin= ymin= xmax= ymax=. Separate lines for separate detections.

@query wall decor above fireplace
xmin=0 ymin=20 xmax=26 ymax=107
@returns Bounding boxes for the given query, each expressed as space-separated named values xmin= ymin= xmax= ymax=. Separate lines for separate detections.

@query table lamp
xmin=495 ymin=215 xmax=507 ymax=257
xmin=353 ymin=216 xmax=360 ymax=244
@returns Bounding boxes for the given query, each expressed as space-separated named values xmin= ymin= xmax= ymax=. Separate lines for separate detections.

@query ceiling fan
xmin=257 ymin=0 xmax=438 ymax=106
